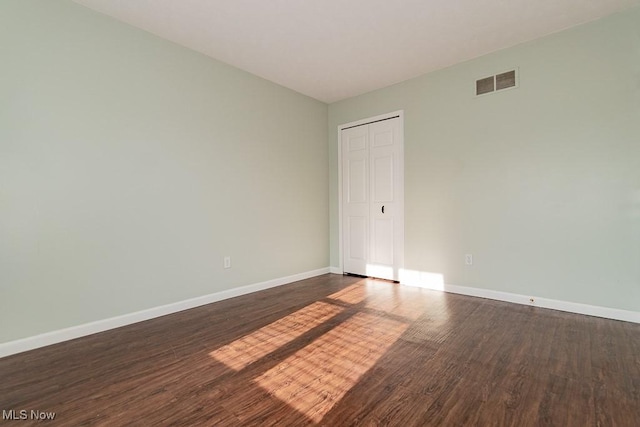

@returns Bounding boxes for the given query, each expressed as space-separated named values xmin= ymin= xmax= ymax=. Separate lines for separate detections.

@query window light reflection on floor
xmin=209 ymin=301 xmax=344 ymax=370
xmin=326 ymin=283 xmax=368 ymax=304
xmin=253 ymin=311 xmax=408 ymax=422
xmin=207 ymin=280 xmax=424 ymax=423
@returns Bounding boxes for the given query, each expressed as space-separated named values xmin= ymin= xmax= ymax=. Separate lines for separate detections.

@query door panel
xmin=372 ymin=154 xmax=394 ymax=202
xmin=348 ymin=216 xmax=367 ymax=261
xmin=348 ymin=158 xmax=367 ymax=203
xmin=372 ymin=217 xmax=394 ymax=266
xmin=368 ymin=118 xmax=401 ymax=281
xmin=372 ymin=129 xmax=393 ymax=147
xmin=349 ymin=134 xmax=367 ymax=151
xmin=342 ymin=126 xmax=369 ymax=276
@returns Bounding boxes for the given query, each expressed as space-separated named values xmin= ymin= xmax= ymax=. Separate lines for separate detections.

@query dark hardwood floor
xmin=1 ymin=274 xmax=639 ymax=426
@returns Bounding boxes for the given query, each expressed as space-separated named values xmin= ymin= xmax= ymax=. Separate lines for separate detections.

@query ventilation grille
xmin=476 ymin=69 xmax=517 ymax=96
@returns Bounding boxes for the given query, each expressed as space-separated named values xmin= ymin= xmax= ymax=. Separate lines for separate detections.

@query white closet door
xmin=367 ymin=118 xmax=402 ymax=280
xmin=342 ymin=116 xmax=403 ymax=280
xmin=342 ymin=125 xmax=369 ymax=276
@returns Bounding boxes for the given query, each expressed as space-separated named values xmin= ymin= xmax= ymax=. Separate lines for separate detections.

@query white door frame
xmin=337 ymin=110 xmax=405 ymax=278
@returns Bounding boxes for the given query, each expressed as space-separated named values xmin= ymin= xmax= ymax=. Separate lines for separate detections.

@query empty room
xmin=1 ymin=0 xmax=639 ymax=425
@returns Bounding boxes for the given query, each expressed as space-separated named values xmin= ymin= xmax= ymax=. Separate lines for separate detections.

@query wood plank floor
xmin=1 ymin=274 xmax=639 ymax=426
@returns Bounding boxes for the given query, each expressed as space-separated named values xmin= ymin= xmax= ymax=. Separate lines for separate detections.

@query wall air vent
xmin=476 ymin=76 xmax=494 ymax=96
xmin=476 ymin=69 xmax=518 ymax=96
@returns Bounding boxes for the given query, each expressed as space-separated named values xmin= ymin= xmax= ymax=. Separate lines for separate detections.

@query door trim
xmin=337 ymin=110 xmax=404 ymax=278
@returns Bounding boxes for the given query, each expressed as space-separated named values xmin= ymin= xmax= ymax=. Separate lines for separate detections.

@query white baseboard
xmin=0 ymin=267 xmax=330 ymax=359
xmin=329 ymin=267 xmax=343 ymax=275
xmin=400 ymin=278 xmax=640 ymax=324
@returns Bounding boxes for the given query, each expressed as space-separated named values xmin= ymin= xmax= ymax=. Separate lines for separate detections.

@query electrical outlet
xmin=224 ymin=256 xmax=231 ymax=269
xmin=465 ymin=254 xmax=473 ymax=266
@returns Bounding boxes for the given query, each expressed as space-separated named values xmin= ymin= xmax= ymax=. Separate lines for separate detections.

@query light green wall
xmin=0 ymin=0 xmax=328 ymax=343
xmin=329 ymin=8 xmax=640 ymax=312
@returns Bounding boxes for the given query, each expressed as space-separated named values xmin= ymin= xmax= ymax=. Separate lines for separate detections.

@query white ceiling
xmin=73 ymin=0 xmax=640 ymax=103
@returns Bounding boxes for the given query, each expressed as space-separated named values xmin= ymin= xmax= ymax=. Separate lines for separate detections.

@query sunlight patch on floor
xmin=209 ymin=301 xmax=343 ymax=370
xmin=253 ymin=311 xmax=408 ymax=422
xmin=326 ymin=283 xmax=368 ymax=304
